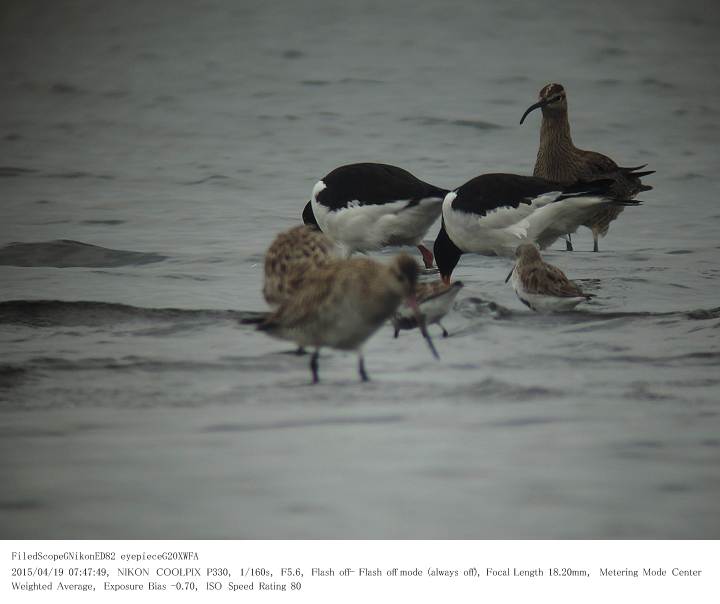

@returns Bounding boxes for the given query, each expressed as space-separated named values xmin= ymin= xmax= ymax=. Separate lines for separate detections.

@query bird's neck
xmin=535 ymin=113 xmax=577 ymax=182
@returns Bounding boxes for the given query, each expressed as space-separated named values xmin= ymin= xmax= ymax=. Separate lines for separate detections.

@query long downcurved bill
xmin=519 ymin=98 xmax=550 ymax=124
xmin=406 ymin=294 xmax=440 ymax=360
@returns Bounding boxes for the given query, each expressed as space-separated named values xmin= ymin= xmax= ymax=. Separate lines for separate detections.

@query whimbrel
xmin=520 ymin=83 xmax=653 ymax=252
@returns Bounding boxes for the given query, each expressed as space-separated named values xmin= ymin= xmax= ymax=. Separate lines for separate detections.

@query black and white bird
xmin=506 ymin=243 xmax=592 ymax=312
xmin=302 ymin=163 xmax=448 ymax=268
xmin=433 ymin=173 xmax=641 ymax=282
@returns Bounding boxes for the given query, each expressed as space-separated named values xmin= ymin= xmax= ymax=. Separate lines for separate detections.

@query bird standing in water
xmin=393 ymin=280 xmax=464 ymax=338
xmin=432 ymin=172 xmax=639 ymax=282
xmin=258 ymin=253 xmax=439 ymax=383
xmin=302 ymin=163 xmax=448 ymax=268
xmin=506 ymin=243 xmax=592 ymax=312
xmin=520 ymin=83 xmax=653 ymax=251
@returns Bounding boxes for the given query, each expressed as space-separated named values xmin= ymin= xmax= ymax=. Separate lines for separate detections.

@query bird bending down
xmin=520 ymin=82 xmax=653 ymax=252
xmin=393 ymin=280 xmax=464 ymax=338
xmin=257 ymin=253 xmax=439 ymax=383
xmin=302 ymin=163 xmax=448 ymax=268
xmin=506 ymin=243 xmax=592 ymax=312
xmin=433 ymin=172 xmax=641 ymax=282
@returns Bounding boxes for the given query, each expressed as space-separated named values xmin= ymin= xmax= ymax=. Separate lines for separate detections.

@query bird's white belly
xmin=444 ymin=208 xmax=527 ymax=257
xmin=313 ymin=197 xmax=442 ymax=252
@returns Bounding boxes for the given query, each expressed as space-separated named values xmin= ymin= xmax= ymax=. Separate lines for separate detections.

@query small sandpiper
xmin=302 ymin=162 xmax=448 ymax=268
xmin=506 ymin=243 xmax=592 ymax=312
xmin=520 ymin=83 xmax=654 ymax=252
xmin=257 ymin=253 xmax=439 ymax=383
xmin=393 ymin=280 xmax=464 ymax=338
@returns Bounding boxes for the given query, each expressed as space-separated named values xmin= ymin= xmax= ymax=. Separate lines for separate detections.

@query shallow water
xmin=1 ymin=0 xmax=719 ymax=538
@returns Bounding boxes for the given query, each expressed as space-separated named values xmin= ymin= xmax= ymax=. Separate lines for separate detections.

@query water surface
xmin=1 ymin=0 xmax=719 ymax=538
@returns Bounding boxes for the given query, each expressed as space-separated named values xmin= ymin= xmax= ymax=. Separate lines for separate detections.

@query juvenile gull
xmin=506 ymin=243 xmax=592 ymax=312
xmin=258 ymin=253 xmax=439 ymax=383
xmin=393 ymin=280 xmax=464 ymax=338
xmin=520 ymin=83 xmax=653 ymax=251
xmin=302 ymin=162 xmax=448 ymax=268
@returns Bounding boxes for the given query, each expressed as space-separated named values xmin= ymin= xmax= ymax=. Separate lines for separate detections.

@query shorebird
xmin=257 ymin=253 xmax=439 ymax=383
xmin=393 ymin=280 xmax=464 ymax=338
xmin=302 ymin=163 xmax=448 ymax=268
xmin=263 ymin=224 xmax=338 ymax=307
xmin=506 ymin=243 xmax=592 ymax=312
xmin=433 ymin=172 xmax=640 ymax=282
xmin=520 ymin=83 xmax=654 ymax=252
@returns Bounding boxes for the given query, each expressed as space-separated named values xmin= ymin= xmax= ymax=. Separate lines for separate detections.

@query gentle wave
xmin=401 ymin=116 xmax=504 ymax=130
xmin=2 ymin=299 xmax=718 ymax=329
xmin=0 ymin=240 xmax=166 ymax=268
xmin=0 ymin=300 xmax=264 ymax=327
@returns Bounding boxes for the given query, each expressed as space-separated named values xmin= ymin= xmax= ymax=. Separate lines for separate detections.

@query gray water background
xmin=1 ymin=0 xmax=719 ymax=538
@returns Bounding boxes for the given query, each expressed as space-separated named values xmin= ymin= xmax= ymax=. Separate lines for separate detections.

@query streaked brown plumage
xmin=508 ymin=243 xmax=591 ymax=312
xmin=263 ymin=224 xmax=338 ymax=307
xmin=259 ymin=253 xmax=436 ymax=382
xmin=521 ymin=83 xmax=653 ymax=251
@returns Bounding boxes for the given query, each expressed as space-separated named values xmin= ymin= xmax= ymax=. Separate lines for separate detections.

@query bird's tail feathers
xmin=557 ymin=178 xmax=615 ymax=200
xmin=620 ymin=164 xmax=655 ymax=178
xmin=610 ymin=199 xmax=644 ymax=206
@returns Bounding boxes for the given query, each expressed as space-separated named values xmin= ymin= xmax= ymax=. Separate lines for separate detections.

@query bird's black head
xmin=302 ymin=201 xmax=319 ymax=229
xmin=433 ymin=222 xmax=463 ymax=284
xmin=520 ymin=82 xmax=568 ymax=124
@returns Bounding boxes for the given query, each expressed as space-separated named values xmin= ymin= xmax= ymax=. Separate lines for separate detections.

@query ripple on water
xmin=203 ymin=415 xmax=404 ymax=433
xmin=401 ymin=116 xmax=503 ymax=130
xmin=0 ymin=240 xmax=166 ymax=268
xmin=0 ymin=166 xmax=37 ymax=177
xmin=449 ymin=377 xmax=565 ymax=402
xmin=0 ymin=500 xmax=46 ymax=511
xmin=0 ymin=300 xmax=259 ymax=327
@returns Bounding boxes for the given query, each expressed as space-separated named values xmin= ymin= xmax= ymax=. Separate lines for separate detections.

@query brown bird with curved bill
xmin=520 ymin=83 xmax=653 ymax=252
xmin=257 ymin=253 xmax=439 ymax=383
xmin=506 ymin=243 xmax=592 ymax=312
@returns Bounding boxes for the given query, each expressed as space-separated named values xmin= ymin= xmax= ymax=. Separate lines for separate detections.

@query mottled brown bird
xmin=506 ymin=243 xmax=592 ymax=312
xmin=520 ymin=83 xmax=653 ymax=251
xmin=258 ymin=254 xmax=438 ymax=383
xmin=263 ymin=224 xmax=338 ymax=307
